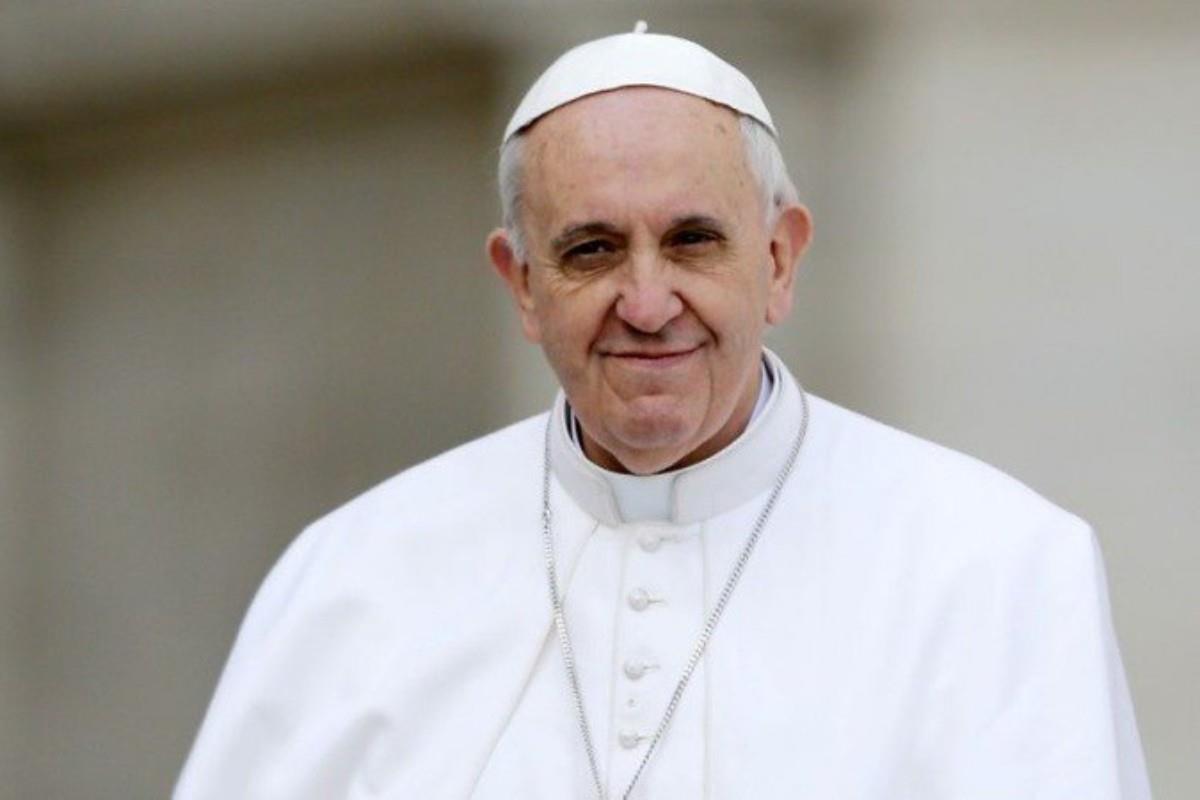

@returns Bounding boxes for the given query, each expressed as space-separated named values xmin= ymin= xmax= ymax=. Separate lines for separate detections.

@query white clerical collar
xmin=564 ymin=362 xmax=773 ymax=522
xmin=549 ymin=348 xmax=805 ymax=526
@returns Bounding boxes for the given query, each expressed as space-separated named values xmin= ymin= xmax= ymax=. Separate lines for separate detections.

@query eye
xmin=562 ymin=239 xmax=615 ymax=261
xmin=669 ymin=229 xmax=721 ymax=248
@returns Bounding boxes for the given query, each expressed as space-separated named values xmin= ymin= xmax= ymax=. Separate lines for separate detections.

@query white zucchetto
xmin=502 ymin=20 xmax=777 ymax=144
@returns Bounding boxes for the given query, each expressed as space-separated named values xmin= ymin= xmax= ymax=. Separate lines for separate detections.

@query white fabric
xmin=175 ymin=351 xmax=1152 ymax=799
xmin=503 ymin=24 xmax=776 ymax=144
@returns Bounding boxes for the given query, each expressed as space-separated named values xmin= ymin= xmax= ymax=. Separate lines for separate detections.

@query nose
xmin=614 ymin=257 xmax=684 ymax=334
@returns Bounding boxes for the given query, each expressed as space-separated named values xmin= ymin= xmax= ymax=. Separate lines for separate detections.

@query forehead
xmin=521 ymin=87 xmax=757 ymax=230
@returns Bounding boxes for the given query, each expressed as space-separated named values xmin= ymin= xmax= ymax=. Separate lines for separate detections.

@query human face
xmin=490 ymin=88 xmax=808 ymax=474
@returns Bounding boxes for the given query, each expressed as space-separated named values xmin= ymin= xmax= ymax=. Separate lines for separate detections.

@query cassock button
xmin=638 ymin=533 xmax=662 ymax=552
xmin=627 ymin=587 xmax=652 ymax=611
xmin=623 ymin=659 xmax=648 ymax=680
xmin=618 ymin=729 xmax=644 ymax=750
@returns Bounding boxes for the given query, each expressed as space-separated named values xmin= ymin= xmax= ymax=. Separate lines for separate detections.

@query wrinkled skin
xmin=488 ymin=87 xmax=812 ymax=475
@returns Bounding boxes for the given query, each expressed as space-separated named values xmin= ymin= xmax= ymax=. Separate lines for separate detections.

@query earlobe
xmin=485 ymin=228 xmax=542 ymax=343
xmin=765 ymin=205 xmax=813 ymax=325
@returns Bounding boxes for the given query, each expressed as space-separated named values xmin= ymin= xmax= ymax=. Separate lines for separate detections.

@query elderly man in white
xmin=176 ymin=24 xmax=1151 ymax=800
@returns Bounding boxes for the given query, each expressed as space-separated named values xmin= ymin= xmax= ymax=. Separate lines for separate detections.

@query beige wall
xmin=15 ymin=52 xmax=502 ymax=799
xmin=0 ymin=157 xmax=32 ymax=798
xmin=1 ymin=4 xmax=1196 ymax=798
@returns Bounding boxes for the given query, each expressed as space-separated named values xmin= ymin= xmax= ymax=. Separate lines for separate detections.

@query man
xmin=176 ymin=24 xmax=1151 ymax=799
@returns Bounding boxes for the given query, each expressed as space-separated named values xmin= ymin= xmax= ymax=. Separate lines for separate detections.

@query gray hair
xmin=498 ymin=114 xmax=798 ymax=262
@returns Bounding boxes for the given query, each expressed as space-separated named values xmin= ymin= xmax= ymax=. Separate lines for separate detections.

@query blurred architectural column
xmin=16 ymin=46 xmax=505 ymax=798
xmin=0 ymin=156 xmax=32 ymax=797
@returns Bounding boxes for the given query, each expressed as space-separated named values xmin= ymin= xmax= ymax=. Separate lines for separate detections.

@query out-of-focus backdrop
xmin=0 ymin=1 xmax=1196 ymax=797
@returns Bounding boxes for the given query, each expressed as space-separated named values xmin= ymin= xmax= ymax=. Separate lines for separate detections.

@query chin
xmin=609 ymin=414 xmax=702 ymax=473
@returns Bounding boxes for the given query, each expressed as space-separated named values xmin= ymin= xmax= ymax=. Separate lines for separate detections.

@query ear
xmin=486 ymin=228 xmax=542 ymax=343
xmin=764 ymin=204 xmax=813 ymax=325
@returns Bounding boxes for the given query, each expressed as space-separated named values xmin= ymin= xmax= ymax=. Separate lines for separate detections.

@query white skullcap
xmin=502 ymin=20 xmax=776 ymax=144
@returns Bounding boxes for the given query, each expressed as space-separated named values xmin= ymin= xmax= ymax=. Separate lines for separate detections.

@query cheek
xmin=533 ymin=291 xmax=608 ymax=375
xmin=688 ymin=281 xmax=763 ymax=345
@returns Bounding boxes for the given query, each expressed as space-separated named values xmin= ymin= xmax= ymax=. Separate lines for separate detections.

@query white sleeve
xmin=173 ymin=520 xmax=333 ymax=799
xmin=942 ymin=517 xmax=1153 ymax=799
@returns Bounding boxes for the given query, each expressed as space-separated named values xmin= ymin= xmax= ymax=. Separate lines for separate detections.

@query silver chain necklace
xmin=541 ymin=389 xmax=809 ymax=800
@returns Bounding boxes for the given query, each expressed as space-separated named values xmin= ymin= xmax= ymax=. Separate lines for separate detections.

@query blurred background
xmin=0 ymin=1 xmax=1196 ymax=797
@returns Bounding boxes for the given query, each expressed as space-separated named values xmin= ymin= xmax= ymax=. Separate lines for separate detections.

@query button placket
xmin=615 ymin=648 xmax=657 ymax=752
xmin=612 ymin=525 xmax=678 ymax=761
xmin=610 ymin=522 xmax=704 ymax=779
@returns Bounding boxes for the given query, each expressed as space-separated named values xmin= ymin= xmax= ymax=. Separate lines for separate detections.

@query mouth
xmin=602 ymin=344 xmax=703 ymax=367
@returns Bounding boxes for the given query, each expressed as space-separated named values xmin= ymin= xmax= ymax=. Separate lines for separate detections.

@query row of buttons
xmin=618 ymin=530 xmax=673 ymax=752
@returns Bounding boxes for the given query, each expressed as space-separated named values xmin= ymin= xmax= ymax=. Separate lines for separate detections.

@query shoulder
xmin=178 ymin=414 xmax=556 ymax=795
xmin=230 ymin=412 xmax=550 ymax=654
xmin=312 ymin=411 xmax=548 ymax=537
xmin=791 ymin=394 xmax=1112 ymax=663
xmin=800 ymin=393 xmax=1094 ymax=560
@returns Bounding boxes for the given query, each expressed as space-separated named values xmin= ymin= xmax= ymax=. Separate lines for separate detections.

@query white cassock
xmin=175 ymin=350 xmax=1151 ymax=799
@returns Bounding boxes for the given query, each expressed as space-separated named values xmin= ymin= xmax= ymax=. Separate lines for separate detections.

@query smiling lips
xmin=603 ymin=344 xmax=702 ymax=366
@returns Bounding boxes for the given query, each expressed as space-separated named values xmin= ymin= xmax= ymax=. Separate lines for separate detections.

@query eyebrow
xmin=548 ymin=214 xmax=729 ymax=252
xmin=665 ymin=214 xmax=727 ymax=235
xmin=550 ymin=222 xmax=624 ymax=253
